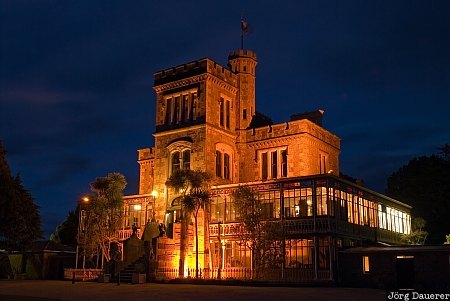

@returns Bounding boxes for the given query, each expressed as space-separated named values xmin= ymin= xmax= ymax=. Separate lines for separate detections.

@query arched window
xmin=224 ymin=153 xmax=230 ymax=180
xmin=215 ymin=143 xmax=233 ymax=181
xmin=167 ymin=140 xmax=192 ymax=176
xmin=171 ymin=151 xmax=180 ymax=174
xmin=170 ymin=149 xmax=191 ymax=175
xmin=182 ymin=150 xmax=190 ymax=170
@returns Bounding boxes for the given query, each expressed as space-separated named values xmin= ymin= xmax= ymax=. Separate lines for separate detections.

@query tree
xmin=386 ymin=145 xmax=450 ymax=244
xmin=80 ymin=173 xmax=127 ymax=267
xmin=444 ymin=234 xmax=450 ymax=245
xmin=401 ymin=217 xmax=428 ymax=245
xmin=0 ymin=141 xmax=42 ymax=250
xmin=232 ymin=187 xmax=284 ymax=279
xmin=165 ymin=169 xmax=211 ymax=278
xmin=50 ymin=210 xmax=78 ymax=248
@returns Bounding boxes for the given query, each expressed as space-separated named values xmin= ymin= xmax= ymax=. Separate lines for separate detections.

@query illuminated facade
xmin=122 ymin=49 xmax=412 ymax=281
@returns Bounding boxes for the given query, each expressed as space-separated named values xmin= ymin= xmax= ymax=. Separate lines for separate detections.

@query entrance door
xmin=396 ymin=256 xmax=414 ymax=289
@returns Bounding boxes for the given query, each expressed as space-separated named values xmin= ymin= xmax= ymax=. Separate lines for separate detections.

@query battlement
xmin=138 ymin=147 xmax=154 ymax=161
xmin=228 ymin=49 xmax=257 ymax=61
xmin=154 ymin=59 xmax=208 ymax=86
xmin=245 ymin=119 xmax=340 ymax=148
xmin=154 ymin=58 xmax=237 ymax=87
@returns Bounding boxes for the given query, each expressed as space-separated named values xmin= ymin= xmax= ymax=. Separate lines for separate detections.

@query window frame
xmin=260 ymin=147 xmax=288 ymax=180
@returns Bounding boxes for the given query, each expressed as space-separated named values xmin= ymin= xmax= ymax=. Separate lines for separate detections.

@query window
xmin=281 ymin=150 xmax=287 ymax=177
xmin=191 ymin=92 xmax=197 ymax=120
xmin=262 ymin=153 xmax=268 ymax=180
xmin=215 ymin=151 xmax=222 ymax=177
xmin=362 ymin=256 xmax=370 ymax=274
xmin=224 ymin=153 xmax=230 ymax=180
xmin=215 ymin=144 xmax=233 ymax=180
xmin=216 ymin=151 xmax=231 ymax=180
xmin=243 ymin=109 xmax=247 ymax=120
xmin=181 ymin=94 xmax=189 ymax=122
xmin=164 ymin=91 xmax=197 ymax=125
xmin=226 ymin=100 xmax=230 ymax=128
xmin=173 ymin=96 xmax=180 ymax=124
xmin=170 ymin=149 xmax=191 ymax=175
xmin=165 ymin=98 xmax=172 ymax=124
xmin=219 ymin=97 xmax=231 ymax=129
xmin=271 ymin=151 xmax=278 ymax=179
xmin=171 ymin=152 xmax=180 ymax=173
xmin=316 ymin=186 xmax=328 ymax=215
xmin=260 ymin=148 xmax=288 ymax=180
xmin=219 ymin=98 xmax=224 ymax=127
xmin=182 ymin=150 xmax=190 ymax=170
xmin=318 ymin=238 xmax=330 ymax=269
xmin=319 ymin=152 xmax=328 ymax=174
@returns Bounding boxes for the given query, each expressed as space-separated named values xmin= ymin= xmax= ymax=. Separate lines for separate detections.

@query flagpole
xmin=241 ymin=30 xmax=244 ymax=50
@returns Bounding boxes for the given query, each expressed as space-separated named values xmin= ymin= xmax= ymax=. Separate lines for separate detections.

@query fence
xmin=64 ymin=268 xmax=103 ymax=281
xmin=155 ymin=267 xmax=331 ymax=282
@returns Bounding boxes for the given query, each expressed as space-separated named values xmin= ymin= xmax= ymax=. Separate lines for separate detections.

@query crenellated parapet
xmin=245 ymin=118 xmax=340 ymax=149
xmin=138 ymin=147 xmax=154 ymax=161
xmin=153 ymin=58 xmax=237 ymax=92
xmin=228 ymin=49 xmax=257 ymax=61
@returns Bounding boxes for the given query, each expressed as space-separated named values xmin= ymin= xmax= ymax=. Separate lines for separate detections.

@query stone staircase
xmin=113 ymin=254 xmax=147 ymax=283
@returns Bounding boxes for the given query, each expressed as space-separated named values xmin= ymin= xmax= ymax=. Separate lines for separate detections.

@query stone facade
xmin=130 ymin=48 xmax=341 ymax=275
xmin=119 ymin=48 xmax=414 ymax=284
xmin=140 ymin=48 xmax=340 ymax=221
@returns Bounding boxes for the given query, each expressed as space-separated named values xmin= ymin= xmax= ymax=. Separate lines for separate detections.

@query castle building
xmin=121 ymin=49 xmax=412 ymax=282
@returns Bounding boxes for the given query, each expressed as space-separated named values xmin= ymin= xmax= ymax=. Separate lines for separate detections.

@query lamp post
xmin=75 ymin=197 xmax=89 ymax=272
xmin=151 ymin=190 xmax=158 ymax=217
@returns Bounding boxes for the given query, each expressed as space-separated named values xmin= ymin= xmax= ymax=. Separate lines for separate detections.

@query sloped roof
xmin=30 ymin=240 xmax=75 ymax=253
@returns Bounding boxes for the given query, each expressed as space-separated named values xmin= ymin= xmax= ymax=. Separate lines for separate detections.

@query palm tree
xmin=166 ymin=169 xmax=211 ymax=278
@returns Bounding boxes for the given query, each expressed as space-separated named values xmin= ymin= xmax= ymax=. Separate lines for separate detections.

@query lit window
xmin=362 ymin=256 xmax=370 ymax=274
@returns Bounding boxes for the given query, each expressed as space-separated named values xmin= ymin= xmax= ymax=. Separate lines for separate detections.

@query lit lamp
xmin=76 ymin=196 xmax=89 ymax=272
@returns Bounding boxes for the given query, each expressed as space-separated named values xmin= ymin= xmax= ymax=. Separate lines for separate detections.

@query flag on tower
xmin=240 ymin=16 xmax=252 ymax=49
xmin=241 ymin=17 xmax=248 ymax=32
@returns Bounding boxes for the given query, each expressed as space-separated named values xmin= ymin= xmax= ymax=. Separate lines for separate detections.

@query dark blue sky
xmin=1 ymin=0 xmax=449 ymax=237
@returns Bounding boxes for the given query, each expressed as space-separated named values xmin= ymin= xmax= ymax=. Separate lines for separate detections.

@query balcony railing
xmin=210 ymin=218 xmax=386 ymax=243
xmin=117 ymin=228 xmax=141 ymax=240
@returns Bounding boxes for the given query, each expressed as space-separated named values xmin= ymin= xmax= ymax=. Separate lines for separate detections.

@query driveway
xmin=0 ymin=280 xmax=386 ymax=301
